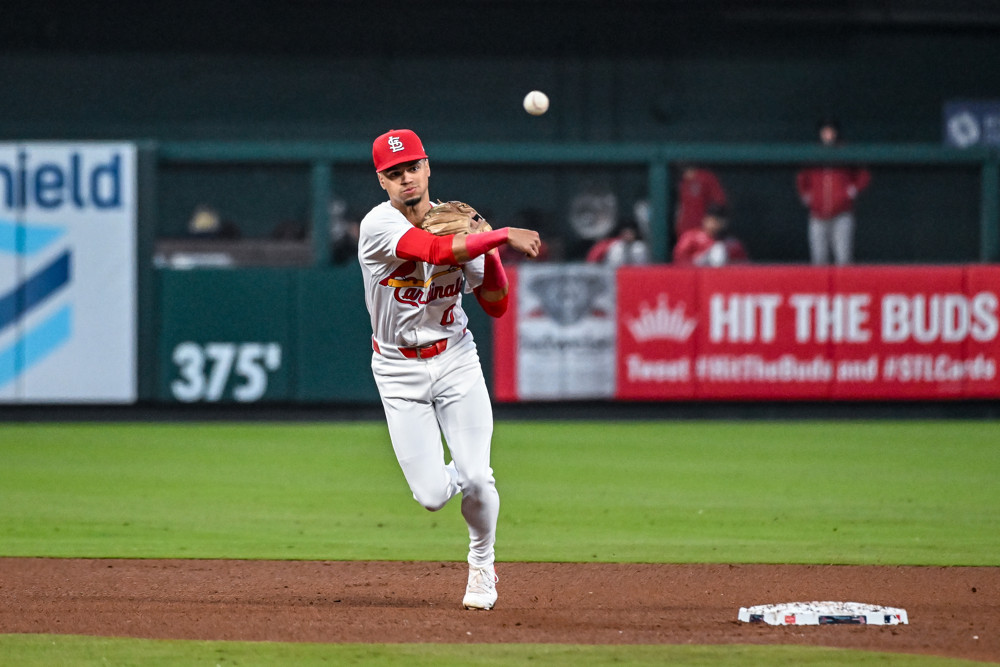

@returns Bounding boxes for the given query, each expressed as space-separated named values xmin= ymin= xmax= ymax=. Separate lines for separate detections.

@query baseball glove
xmin=421 ymin=200 xmax=492 ymax=236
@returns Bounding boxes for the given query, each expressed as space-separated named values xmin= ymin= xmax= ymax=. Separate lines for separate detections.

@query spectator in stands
xmin=674 ymin=165 xmax=727 ymax=245
xmin=673 ymin=203 xmax=748 ymax=267
xmin=796 ymin=119 xmax=871 ymax=265
xmin=586 ymin=219 xmax=650 ymax=267
xmin=187 ymin=204 xmax=241 ymax=239
xmin=328 ymin=198 xmax=361 ymax=264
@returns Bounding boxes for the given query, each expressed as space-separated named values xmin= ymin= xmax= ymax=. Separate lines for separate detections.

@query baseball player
xmin=358 ymin=129 xmax=541 ymax=610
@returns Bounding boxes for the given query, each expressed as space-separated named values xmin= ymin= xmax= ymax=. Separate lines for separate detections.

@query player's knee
xmin=460 ymin=472 xmax=495 ymax=497
xmin=412 ymin=488 xmax=450 ymax=512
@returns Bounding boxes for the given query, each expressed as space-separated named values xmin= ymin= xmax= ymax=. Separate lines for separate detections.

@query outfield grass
xmin=1 ymin=420 xmax=997 ymax=565
xmin=0 ymin=634 xmax=987 ymax=667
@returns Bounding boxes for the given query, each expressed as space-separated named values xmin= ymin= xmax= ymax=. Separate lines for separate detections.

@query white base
xmin=738 ymin=601 xmax=908 ymax=625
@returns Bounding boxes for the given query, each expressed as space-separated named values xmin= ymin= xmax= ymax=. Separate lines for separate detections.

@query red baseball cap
xmin=372 ymin=129 xmax=428 ymax=172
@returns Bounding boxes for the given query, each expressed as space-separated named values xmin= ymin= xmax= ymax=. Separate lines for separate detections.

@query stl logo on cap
xmin=373 ymin=129 xmax=428 ymax=172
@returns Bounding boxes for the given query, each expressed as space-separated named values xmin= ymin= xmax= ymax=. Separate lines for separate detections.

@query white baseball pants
xmin=808 ymin=212 xmax=855 ymax=265
xmin=371 ymin=331 xmax=498 ymax=568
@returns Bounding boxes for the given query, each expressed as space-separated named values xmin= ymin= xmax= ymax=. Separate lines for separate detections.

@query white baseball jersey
xmin=359 ymin=201 xmax=485 ymax=348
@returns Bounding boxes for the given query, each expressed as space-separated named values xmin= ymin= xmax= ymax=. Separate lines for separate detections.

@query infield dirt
xmin=1 ymin=558 xmax=997 ymax=662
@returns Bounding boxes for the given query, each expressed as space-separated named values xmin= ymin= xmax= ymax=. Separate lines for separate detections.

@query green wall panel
xmin=157 ymin=269 xmax=297 ymax=404
xmin=294 ymin=264 xmax=379 ymax=403
xmin=155 ymin=265 xmax=501 ymax=405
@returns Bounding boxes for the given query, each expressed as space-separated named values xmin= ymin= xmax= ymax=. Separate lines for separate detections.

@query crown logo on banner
xmin=626 ymin=295 xmax=697 ymax=342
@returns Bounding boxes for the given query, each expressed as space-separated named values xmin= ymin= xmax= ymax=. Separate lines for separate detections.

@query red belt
xmin=400 ymin=338 xmax=449 ymax=359
xmin=373 ymin=337 xmax=449 ymax=360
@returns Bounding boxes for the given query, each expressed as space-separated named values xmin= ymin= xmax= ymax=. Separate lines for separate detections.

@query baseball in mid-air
xmin=523 ymin=90 xmax=549 ymax=116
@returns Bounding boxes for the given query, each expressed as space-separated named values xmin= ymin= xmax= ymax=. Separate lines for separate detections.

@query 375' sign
xmin=171 ymin=342 xmax=282 ymax=403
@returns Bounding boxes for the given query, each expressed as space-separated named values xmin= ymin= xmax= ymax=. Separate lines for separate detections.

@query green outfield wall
xmin=142 ymin=140 xmax=1000 ymax=405
xmin=153 ymin=264 xmax=495 ymax=405
xmin=4 ymin=4 xmax=1000 ymax=407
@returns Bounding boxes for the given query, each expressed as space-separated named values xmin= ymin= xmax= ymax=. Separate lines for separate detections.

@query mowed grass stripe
xmin=0 ymin=634 xmax=985 ymax=667
xmin=1 ymin=421 xmax=997 ymax=565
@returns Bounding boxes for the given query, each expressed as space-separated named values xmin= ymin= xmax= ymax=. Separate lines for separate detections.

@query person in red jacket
xmin=673 ymin=203 xmax=748 ymax=267
xmin=796 ymin=120 xmax=871 ymax=265
xmin=674 ymin=165 xmax=728 ymax=242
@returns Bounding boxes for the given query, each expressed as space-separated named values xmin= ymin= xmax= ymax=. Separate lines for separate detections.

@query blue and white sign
xmin=943 ymin=100 xmax=1000 ymax=148
xmin=0 ymin=143 xmax=136 ymax=403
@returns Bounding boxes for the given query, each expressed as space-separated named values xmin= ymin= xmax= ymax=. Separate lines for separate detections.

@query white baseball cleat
xmin=462 ymin=564 xmax=498 ymax=610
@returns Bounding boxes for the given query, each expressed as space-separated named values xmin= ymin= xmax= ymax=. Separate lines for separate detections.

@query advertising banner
xmin=495 ymin=264 xmax=999 ymax=401
xmin=494 ymin=264 xmax=616 ymax=401
xmin=943 ymin=100 xmax=1000 ymax=148
xmin=965 ymin=265 xmax=1000 ymax=398
xmin=829 ymin=266 xmax=966 ymax=400
xmin=690 ymin=266 xmax=833 ymax=400
xmin=0 ymin=143 xmax=136 ymax=403
xmin=615 ymin=266 xmax=698 ymax=400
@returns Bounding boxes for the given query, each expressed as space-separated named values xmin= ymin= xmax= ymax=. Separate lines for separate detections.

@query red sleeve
xmin=672 ymin=233 xmax=696 ymax=265
xmin=396 ymin=226 xmax=511 ymax=266
xmin=586 ymin=238 xmax=614 ymax=263
xmin=464 ymin=228 xmax=510 ymax=259
xmin=474 ymin=252 xmax=509 ymax=318
xmin=476 ymin=291 xmax=508 ymax=317
xmin=854 ymin=168 xmax=872 ymax=192
xmin=396 ymin=228 xmax=458 ymax=265
xmin=727 ymin=239 xmax=749 ymax=263
xmin=480 ymin=250 xmax=508 ymax=292
xmin=796 ymin=171 xmax=811 ymax=198
xmin=706 ymin=172 xmax=727 ymax=205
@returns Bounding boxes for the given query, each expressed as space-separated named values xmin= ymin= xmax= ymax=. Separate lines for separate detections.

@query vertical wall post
xmin=311 ymin=161 xmax=333 ymax=266
xmin=135 ymin=143 xmax=160 ymax=401
xmin=647 ymin=160 xmax=670 ymax=262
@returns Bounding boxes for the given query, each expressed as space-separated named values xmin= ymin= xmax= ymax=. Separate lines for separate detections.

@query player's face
xmin=378 ymin=159 xmax=431 ymax=207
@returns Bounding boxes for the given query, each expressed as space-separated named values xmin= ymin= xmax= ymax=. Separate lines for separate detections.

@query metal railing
xmin=155 ymin=141 xmax=1000 ymax=263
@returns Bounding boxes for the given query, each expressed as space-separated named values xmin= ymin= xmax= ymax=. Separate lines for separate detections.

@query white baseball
xmin=523 ymin=90 xmax=549 ymax=116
